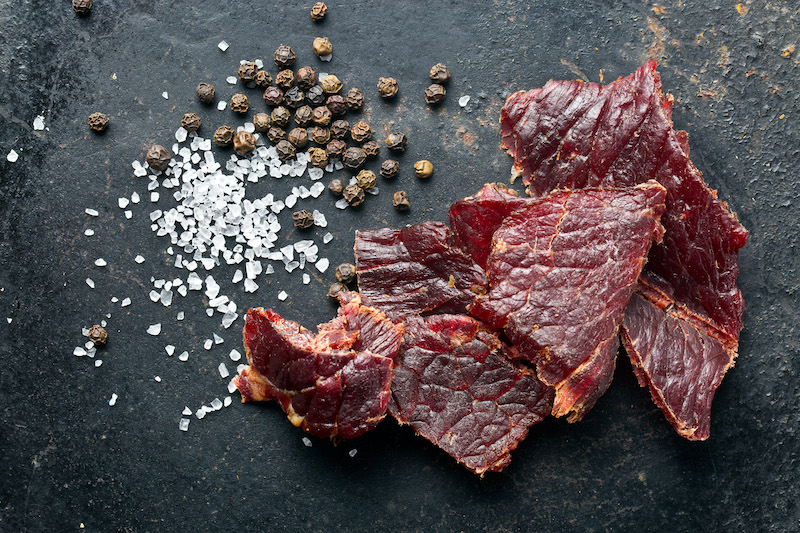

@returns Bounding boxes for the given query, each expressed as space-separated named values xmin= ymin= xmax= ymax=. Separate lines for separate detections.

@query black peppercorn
xmin=362 ymin=140 xmax=380 ymax=158
xmin=271 ymin=106 xmax=291 ymax=127
xmin=284 ymin=87 xmax=305 ymax=108
xmin=327 ymin=282 xmax=348 ymax=300
xmin=87 ymin=324 xmax=107 ymax=347
xmin=293 ymin=209 xmax=315 ymax=229
xmin=267 ymin=127 xmax=287 ymax=143
xmin=345 ymin=88 xmax=364 ymax=111
xmin=326 ymin=95 xmax=348 ymax=116
xmin=321 ymin=75 xmax=342 ymax=94
xmin=181 ymin=113 xmax=201 ymax=132
xmin=288 ymin=127 xmax=309 ymax=148
xmin=310 ymin=2 xmax=327 ymax=21
xmin=335 ymin=263 xmax=357 ymax=284
xmin=276 ymin=140 xmax=297 ymax=161
xmin=87 ymin=112 xmax=109 ymax=133
xmin=294 ymin=105 xmax=314 ymax=127
xmin=356 ymin=169 xmax=377 ymax=190
xmin=311 ymin=126 xmax=331 ymax=145
xmin=255 ymin=70 xmax=273 ymax=88
xmin=233 ymin=131 xmax=256 ymax=156
xmin=276 ymin=69 xmax=295 ymax=89
xmin=380 ymin=159 xmax=399 ymax=179
xmin=330 ymin=120 xmax=350 ymax=139
xmin=313 ymin=37 xmax=333 ymax=57
xmin=385 ymin=132 xmax=408 ymax=152
xmin=309 ymin=147 xmax=329 ymax=168
xmin=350 ymin=121 xmax=372 ymax=143
xmin=312 ymin=106 xmax=332 ymax=126
xmin=213 ymin=125 xmax=235 ymax=147
xmin=230 ymin=93 xmax=250 ymax=114
xmin=414 ymin=160 xmax=434 ymax=179
xmin=274 ymin=45 xmax=296 ymax=69
xmin=252 ymin=113 xmax=271 ymax=133
xmin=429 ymin=63 xmax=452 ymax=84
xmin=326 ymin=139 xmax=347 ymax=160
xmin=343 ymin=184 xmax=365 ymax=206
xmin=238 ymin=62 xmax=259 ymax=84
xmin=263 ymin=86 xmax=284 ymax=106
xmin=342 ymin=147 xmax=367 ymax=170
xmin=296 ymin=66 xmax=317 ymax=89
xmin=393 ymin=190 xmax=410 ymax=211
xmin=306 ymin=85 xmax=326 ymax=106
xmin=146 ymin=145 xmax=171 ymax=171
xmin=196 ymin=82 xmax=216 ymax=104
xmin=424 ymin=84 xmax=446 ymax=105
xmin=377 ymin=77 xmax=399 ymax=98
xmin=328 ymin=178 xmax=345 ymax=196
xmin=72 ymin=0 xmax=92 ymax=16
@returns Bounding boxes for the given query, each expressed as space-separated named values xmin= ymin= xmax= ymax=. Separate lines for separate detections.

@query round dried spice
xmin=327 ymin=282 xmax=348 ymax=300
xmin=312 ymin=106 xmax=332 ymax=126
xmin=330 ymin=119 xmax=350 ymax=139
xmin=308 ymin=147 xmax=329 ymax=168
xmin=294 ymin=105 xmax=314 ymax=127
xmin=414 ymin=160 xmax=434 ymax=178
xmin=255 ymin=70 xmax=273 ymax=89
xmin=362 ymin=141 xmax=380 ymax=158
xmin=380 ymin=159 xmax=399 ymax=179
xmin=345 ymin=88 xmax=364 ymax=111
xmin=306 ymin=85 xmax=326 ymax=106
xmin=87 ymin=112 xmax=109 ymax=133
xmin=429 ymin=63 xmax=452 ymax=84
xmin=393 ymin=190 xmax=410 ymax=211
xmin=181 ymin=113 xmax=201 ymax=132
xmin=377 ymin=77 xmax=399 ymax=99
xmin=87 ymin=325 xmax=107 ymax=347
xmin=276 ymin=69 xmax=295 ymax=89
xmin=313 ymin=37 xmax=333 ymax=57
xmin=263 ymin=86 xmax=284 ymax=106
xmin=238 ymin=62 xmax=259 ymax=84
xmin=310 ymin=126 xmax=331 ymax=145
xmin=342 ymin=147 xmax=367 ymax=170
xmin=213 ymin=125 xmax=235 ymax=147
xmin=271 ymin=106 xmax=291 ymax=127
xmin=267 ymin=127 xmax=287 ymax=143
xmin=252 ymin=113 xmax=271 ymax=133
xmin=424 ymin=84 xmax=446 ymax=105
xmin=146 ymin=145 xmax=171 ymax=171
xmin=288 ymin=127 xmax=309 ymax=148
xmin=284 ymin=87 xmax=305 ymax=108
xmin=293 ymin=209 xmax=315 ymax=229
xmin=326 ymin=139 xmax=347 ymax=160
xmin=356 ymin=169 xmax=377 ymax=190
xmin=230 ymin=93 xmax=250 ymax=114
xmin=335 ymin=263 xmax=357 ymax=284
xmin=326 ymin=95 xmax=348 ymax=116
xmin=296 ymin=66 xmax=317 ymax=89
xmin=310 ymin=2 xmax=327 ymax=21
xmin=274 ymin=45 xmax=296 ymax=69
xmin=385 ymin=132 xmax=408 ymax=152
xmin=343 ymin=184 xmax=365 ymax=206
xmin=350 ymin=121 xmax=372 ymax=143
xmin=320 ymin=75 xmax=342 ymax=94
xmin=196 ymin=82 xmax=215 ymax=104
xmin=233 ymin=131 xmax=256 ymax=156
xmin=276 ymin=140 xmax=297 ymax=161
xmin=72 ymin=0 xmax=92 ymax=16
xmin=328 ymin=178 xmax=345 ymax=196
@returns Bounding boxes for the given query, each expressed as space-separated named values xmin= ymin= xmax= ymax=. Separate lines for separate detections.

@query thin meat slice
xmin=469 ymin=182 xmax=666 ymax=422
xmin=390 ymin=314 xmax=554 ymax=475
xmin=236 ymin=292 xmax=404 ymax=440
xmin=355 ymin=221 xmax=487 ymax=320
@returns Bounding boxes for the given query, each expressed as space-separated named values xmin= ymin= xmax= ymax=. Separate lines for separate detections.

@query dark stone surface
xmin=1 ymin=1 xmax=798 ymax=531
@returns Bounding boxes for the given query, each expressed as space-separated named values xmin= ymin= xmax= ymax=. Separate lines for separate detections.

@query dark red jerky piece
xmin=621 ymin=291 xmax=733 ymax=441
xmin=235 ymin=293 xmax=403 ymax=439
xmin=390 ymin=314 xmax=554 ymax=475
xmin=355 ymin=222 xmax=487 ymax=320
xmin=469 ymin=183 xmax=666 ymax=422
xmin=500 ymin=59 xmax=748 ymax=344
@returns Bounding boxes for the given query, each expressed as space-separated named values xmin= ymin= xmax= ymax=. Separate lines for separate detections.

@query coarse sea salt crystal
xmin=217 ymin=101 xmax=227 ymax=111
xmin=315 ymin=258 xmax=329 ymax=273
xmin=206 ymin=308 xmax=214 ymax=317
xmin=229 ymin=349 xmax=242 ymax=362
xmin=121 ymin=297 xmax=131 ymax=307
xmin=218 ymin=363 xmax=229 ymax=378
xmin=179 ymin=418 xmax=190 ymax=431
xmin=302 ymin=437 xmax=312 ymax=447
xmin=313 ymin=210 xmax=327 ymax=227
xmin=85 ymin=208 xmax=99 ymax=216
xmin=95 ymin=360 xmax=102 ymax=367
xmin=211 ymin=398 xmax=223 ymax=411
xmin=162 ymin=91 xmax=169 ymax=100
xmin=323 ymin=232 xmax=333 ymax=244
xmin=214 ymin=333 xmax=224 ymax=344
xmin=147 ymin=323 xmax=162 ymax=335
xmin=308 ymin=167 xmax=324 ymax=181
xmin=178 ymin=351 xmax=189 ymax=361
xmin=135 ymin=255 xmax=145 ymax=264
xmin=6 ymin=149 xmax=19 ymax=163
xmin=228 ymin=378 xmax=238 ymax=393
xmin=109 ymin=393 xmax=118 ymax=406
xmin=278 ymin=290 xmax=288 ymax=301
xmin=95 ymin=258 xmax=107 ymax=267
xmin=335 ymin=198 xmax=349 ymax=210
xmin=303 ymin=273 xmax=310 ymax=285
xmin=175 ymin=127 xmax=188 ymax=143
xmin=232 ymin=269 xmax=243 ymax=283
xmin=349 ymin=449 xmax=358 ymax=458
xmin=319 ymin=53 xmax=332 ymax=62
xmin=177 ymin=311 xmax=185 ymax=320
xmin=204 ymin=339 xmax=213 ymax=350
xmin=218 ymin=40 xmax=229 ymax=51
xmin=118 ymin=197 xmax=130 ymax=209
xmin=85 ymin=229 xmax=95 ymax=236
xmin=154 ymin=376 xmax=162 ymax=382
xmin=73 ymin=346 xmax=87 ymax=356
xmin=224 ymin=396 xmax=232 ymax=407
xmin=33 ymin=115 xmax=45 ymax=130
xmin=195 ymin=409 xmax=206 ymax=420
xmin=165 ymin=345 xmax=175 ymax=356
xmin=151 ymin=192 xmax=160 ymax=202
xmin=459 ymin=95 xmax=471 ymax=107
xmin=86 ymin=278 xmax=95 ymax=288
xmin=182 ymin=407 xmax=192 ymax=416
xmin=244 ymin=279 xmax=258 ymax=293
xmin=226 ymin=76 xmax=238 ymax=85
xmin=124 ymin=210 xmax=132 ymax=219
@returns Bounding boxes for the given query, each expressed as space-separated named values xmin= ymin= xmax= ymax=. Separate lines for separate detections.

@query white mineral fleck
xmin=204 ymin=339 xmax=213 ymax=350
xmin=244 ymin=279 xmax=258 ymax=293
xmin=95 ymin=360 xmax=102 ymax=367
xmin=229 ymin=349 xmax=242 ymax=362
xmin=6 ymin=149 xmax=18 ymax=163
xmin=335 ymin=198 xmax=349 ymax=210
xmin=182 ymin=406 xmax=192 ymax=416
xmin=95 ymin=258 xmax=107 ymax=267
xmin=177 ymin=311 xmax=185 ymax=320
xmin=315 ymin=258 xmax=329 ymax=273
xmin=228 ymin=378 xmax=238 ymax=393
xmin=195 ymin=409 xmax=206 ymax=420
xmin=217 ymin=101 xmax=227 ymax=111
xmin=165 ymin=344 xmax=176 ymax=356
xmin=135 ymin=255 xmax=145 ymax=264
xmin=33 ymin=115 xmax=45 ymax=130
xmin=349 ymin=449 xmax=358 ymax=458
xmin=108 ymin=393 xmax=118 ymax=406
xmin=178 ymin=351 xmax=189 ymax=361
xmin=226 ymin=76 xmax=238 ymax=85
xmin=85 ymin=229 xmax=95 ymax=236
xmin=85 ymin=208 xmax=99 ymax=216
xmin=162 ymin=91 xmax=169 ymax=100
xmin=278 ymin=290 xmax=288 ymax=301
xmin=73 ymin=346 xmax=87 ymax=356
xmin=459 ymin=95 xmax=471 ymax=107
xmin=323 ymin=232 xmax=333 ymax=244
xmin=179 ymin=418 xmax=190 ymax=431
xmin=175 ymin=127 xmax=188 ymax=143
xmin=211 ymin=398 xmax=223 ymax=411
xmin=218 ymin=363 xmax=230 ymax=378
xmin=232 ymin=269 xmax=243 ymax=283
xmin=303 ymin=273 xmax=310 ymax=285
xmin=151 ymin=192 xmax=160 ymax=202
xmin=118 ymin=197 xmax=130 ymax=209
xmin=302 ymin=437 xmax=312 ymax=447
xmin=308 ymin=167 xmax=324 ymax=181
xmin=218 ymin=40 xmax=229 ymax=51
xmin=154 ymin=375 xmax=162 ymax=382
xmin=121 ymin=297 xmax=131 ymax=307
xmin=224 ymin=396 xmax=232 ymax=407
xmin=86 ymin=278 xmax=95 ymax=289
xmin=213 ymin=333 xmax=224 ymax=344
xmin=319 ymin=53 xmax=332 ymax=62
xmin=147 ymin=323 xmax=162 ymax=336
xmin=124 ymin=210 xmax=132 ymax=219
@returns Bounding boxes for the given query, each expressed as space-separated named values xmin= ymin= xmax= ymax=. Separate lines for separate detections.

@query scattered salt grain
xmin=85 ymin=229 xmax=95 ymax=236
xmin=151 ymin=192 xmax=160 ymax=202
xmin=315 ymin=258 xmax=330 ymax=273
xmin=6 ymin=149 xmax=18 ymax=163
xmin=459 ymin=95 xmax=471 ymax=107
xmin=319 ymin=53 xmax=332 ymax=62
xmin=162 ymin=91 xmax=169 ymax=100
xmin=224 ymin=396 xmax=232 ymax=407
xmin=349 ymin=449 xmax=358 ymax=458
xmin=121 ymin=297 xmax=131 ymax=307
xmin=179 ymin=418 xmax=190 ymax=431
xmin=218 ymin=363 xmax=230 ymax=378
xmin=154 ymin=375 xmax=162 ymax=382
xmin=226 ymin=76 xmax=238 ymax=85
xmin=313 ymin=210 xmax=327 ymax=227
xmin=175 ymin=127 xmax=188 ymax=143
xmin=178 ymin=351 xmax=189 ymax=361
xmin=85 ymin=208 xmax=99 ymax=216
xmin=95 ymin=258 xmax=107 ymax=267
xmin=33 ymin=115 xmax=45 ymax=130
xmin=182 ymin=407 xmax=192 ymax=416
xmin=217 ymin=100 xmax=227 ymax=111
xmin=147 ymin=323 xmax=162 ymax=335
xmin=213 ymin=333 xmax=224 ymax=344
xmin=323 ymin=232 xmax=333 ymax=244
xmin=165 ymin=345 xmax=175 ymax=356
xmin=108 ymin=393 xmax=118 ymax=406
xmin=302 ymin=437 xmax=313 ymax=447
xmin=204 ymin=339 xmax=213 ymax=350
xmin=232 ymin=269 xmax=243 ymax=283
xmin=229 ymin=349 xmax=242 ymax=362
xmin=206 ymin=308 xmax=214 ymax=317
xmin=135 ymin=255 xmax=145 ymax=264
xmin=278 ymin=290 xmax=288 ymax=301
xmin=244 ymin=279 xmax=258 ymax=292
xmin=86 ymin=278 xmax=95 ymax=289
xmin=228 ymin=378 xmax=238 ymax=393
xmin=177 ymin=311 xmax=185 ymax=320
xmin=218 ymin=40 xmax=229 ymax=51
xmin=302 ymin=273 xmax=310 ymax=285
xmin=335 ymin=198 xmax=349 ymax=209
xmin=308 ymin=167 xmax=324 ymax=181
xmin=118 ymin=197 xmax=130 ymax=209
xmin=195 ymin=409 xmax=206 ymax=420
xmin=211 ymin=398 xmax=223 ymax=411
xmin=73 ymin=346 xmax=87 ymax=356
xmin=95 ymin=360 xmax=102 ymax=367
xmin=124 ymin=210 xmax=132 ymax=219
xmin=111 ymin=297 xmax=118 ymax=303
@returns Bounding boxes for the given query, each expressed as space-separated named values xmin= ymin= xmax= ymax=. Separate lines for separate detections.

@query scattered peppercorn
xmin=429 ymin=63 xmax=452 ymax=84
xmin=276 ymin=140 xmax=297 ymax=161
xmin=362 ymin=141 xmax=380 ymax=158
xmin=351 ymin=121 xmax=372 ymax=143
xmin=393 ymin=190 xmax=410 ymax=211
xmin=342 ymin=146 xmax=367 ymax=170
xmin=87 ymin=324 xmax=107 ymax=347
xmin=233 ymin=131 xmax=256 ymax=156
xmin=87 ymin=112 xmax=109 ymax=133
xmin=328 ymin=178 xmax=345 ymax=196
xmin=274 ymin=45 xmax=296 ymax=69
xmin=276 ymin=69 xmax=295 ymax=89
xmin=284 ymin=87 xmax=305 ymax=108
xmin=311 ymin=126 xmax=332 ymax=145
xmin=310 ymin=2 xmax=327 ymax=21
xmin=313 ymin=37 xmax=333 ymax=57
xmin=288 ymin=127 xmax=309 ymax=148
xmin=330 ymin=119 xmax=350 ymax=139
xmin=356 ymin=169 xmax=377 ymax=190
xmin=326 ymin=139 xmax=347 ymax=159
xmin=335 ymin=263 xmax=357 ymax=284
xmin=294 ymin=105 xmax=314 ymax=127
xmin=230 ymin=93 xmax=250 ymax=114
xmin=72 ymin=0 xmax=92 ymax=16
xmin=196 ymin=82 xmax=216 ymax=104
xmin=380 ymin=159 xmax=399 ymax=179
xmin=424 ymin=84 xmax=446 ymax=105
xmin=146 ymin=145 xmax=171 ymax=171
xmin=181 ymin=113 xmax=201 ymax=132
xmin=292 ymin=209 xmax=315 ymax=229
xmin=346 ymin=88 xmax=364 ymax=111
xmin=312 ymin=105 xmax=332 ymax=126
xmin=320 ymin=75 xmax=343 ymax=94
xmin=252 ymin=113 xmax=271 ymax=132
xmin=343 ymin=183 xmax=365 ymax=206
xmin=271 ymin=106 xmax=291 ymax=127
xmin=414 ymin=160 xmax=434 ymax=178
xmin=308 ymin=147 xmax=329 ymax=168
xmin=306 ymin=85 xmax=326 ymax=106
xmin=327 ymin=281 xmax=348 ymax=300
xmin=326 ymin=94 xmax=348 ymax=116
xmin=385 ymin=132 xmax=408 ymax=152
xmin=238 ymin=62 xmax=259 ymax=84
xmin=255 ymin=70 xmax=273 ymax=88
xmin=296 ymin=66 xmax=317 ymax=89
xmin=377 ymin=77 xmax=399 ymax=98
xmin=267 ymin=127 xmax=287 ymax=143
xmin=213 ymin=125 xmax=235 ymax=147
xmin=263 ymin=86 xmax=284 ymax=106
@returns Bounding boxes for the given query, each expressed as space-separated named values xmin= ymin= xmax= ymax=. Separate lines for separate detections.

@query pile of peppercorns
xmin=327 ymin=263 xmax=357 ymax=299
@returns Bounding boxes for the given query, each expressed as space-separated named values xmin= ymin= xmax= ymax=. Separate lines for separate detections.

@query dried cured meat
xmin=236 ymin=292 xmax=404 ymax=440
xmin=390 ymin=314 xmax=554 ymax=475
xmin=355 ymin=221 xmax=487 ymax=320
xmin=469 ymin=182 xmax=667 ymax=422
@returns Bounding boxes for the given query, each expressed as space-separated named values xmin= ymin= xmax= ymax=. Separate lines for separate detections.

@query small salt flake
xmin=182 ymin=407 xmax=192 ymax=416
xmin=302 ymin=437 xmax=313 ymax=447
xmin=229 ymin=349 xmax=242 ymax=361
xmin=218 ymin=363 xmax=230 ymax=378
xmin=108 ymin=393 xmax=118 ymax=406
xmin=33 ymin=115 xmax=45 ymax=130
xmin=315 ymin=258 xmax=330 ymax=273
xmin=308 ymin=167 xmax=324 ymax=181
xmin=213 ymin=333 xmax=224 ymax=344
xmin=147 ymin=323 xmax=162 ymax=336
xmin=162 ymin=91 xmax=169 ymax=100
xmin=228 ymin=379 xmax=237 ymax=394
xmin=118 ymin=197 xmax=130 ymax=209
xmin=177 ymin=311 xmax=185 ymax=320
xmin=459 ymin=95 xmax=471 ymax=107
xmin=178 ymin=351 xmax=189 ymax=361
xmin=323 ymin=232 xmax=333 ymax=244
xmin=226 ymin=76 xmax=238 ymax=85
xmin=217 ymin=101 xmax=227 ymax=111
xmin=277 ymin=290 xmax=288 ymax=301
xmin=121 ymin=297 xmax=131 ymax=307
xmin=335 ymin=198 xmax=349 ymax=210
xmin=165 ymin=344 xmax=175 ymax=356
xmin=135 ymin=255 xmax=145 ymax=264
xmin=73 ymin=346 xmax=87 ymax=356
xmin=224 ymin=396 xmax=232 ymax=407
xmin=6 ymin=149 xmax=19 ymax=162
xmin=195 ymin=409 xmax=206 ymax=420
xmin=111 ymin=297 xmax=119 ymax=303
xmin=206 ymin=308 xmax=214 ymax=317
xmin=212 ymin=398 xmax=223 ymax=411
xmin=179 ymin=418 xmax=190 ymax=432
xmin=319 ymin=53 xmax=332 ymax=62
xmin=349 ymin=449 xmax=358 ymax=458
xmin=86 ymin=278 xmax=95 ymax=289
xmin=150 ymin=192 xmax=160 ymax=202
xmin=218 ymin=40 xmax=229 ymax=51
xmin=124 ymin=210 xmax=132 ymax=219
xmin=85 ymin=208 xmax=99 ymax=217
xmin=204 ymin=339 xmax=213 ymax=350
xmin=94 ymin=360 xmax=102 ymax=367
xmin=95 ymin=258 xmax=107 ymax=267
xmin=131 ymin=192 xmax=140 ymax=203
xmin=303 ymin=273 xmax=310 ymax=285
xmin=154 ymin=375 xmax=162 ymax=382
xmin=232 ymin=269 xmax=243 ymax=283
xmin=85 ymin=229 xmax=95 ymax=236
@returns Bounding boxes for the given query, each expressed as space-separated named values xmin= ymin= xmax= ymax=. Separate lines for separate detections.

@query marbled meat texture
xmin=390 ymin=314 xmax=554 ymax=475
xmin=469 ymin=182 xmax=667 ymax=422
xmin=236 ymin=292 xmax=404 ymax=440
xmin=500 ymin=59 xmax=748 ymax=439
xmin=355 ymin=221 xmax=487 ymax=320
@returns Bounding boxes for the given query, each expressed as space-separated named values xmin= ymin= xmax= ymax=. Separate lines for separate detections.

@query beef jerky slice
xmin=469 ymin=183 xmax=666 ymax=422
xmin=390 ymin=314 xmax=554 ymax=475
xmin=355 ymin=221 xmax=487 ymax=320
xmin=235 ymin=292 xmax=404 ymax=439
xmin=500 ymin=60 xmax=748 ymax=439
